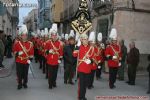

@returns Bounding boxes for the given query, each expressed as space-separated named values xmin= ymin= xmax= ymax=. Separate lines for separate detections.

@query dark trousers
xmin=64 ymin=66 xmax=74 ymax=83
xmin=89 ymin=70 xmax=96 ymax=87
xmin=128 ymin=64 xmax=137 ymax=84
xmin=6 ymin=47 xmax=12 ymax=58
xmin=45 ymin=63 xmax=48 ymax=78
xmin=78 ymin=72 xmax=90 ymax=100
xmin=34 ymin=48 xmax=38 ymax=62
xmin=109 ymin=67 xmax=118 ymax=88
xmin=42 ymin=56 xmax=46 ymax=73
xmin=39 ymin=55 xmax=46 ymax=73
xmin=0 ymin=55 xmax=4 ymax=67
xmin=48 ymin=64 xmax=58 ymax=87
xmin=148 ymin=73 xmax=150 ymax=91
xmin=16 ymin=62 xmax=29 ymax=85
xmin=96 ymin=67 xmax=102 ymax=79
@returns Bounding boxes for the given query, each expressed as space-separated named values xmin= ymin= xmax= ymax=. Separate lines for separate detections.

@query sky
xmin=19 ymin=0 xmax=38 ymax=26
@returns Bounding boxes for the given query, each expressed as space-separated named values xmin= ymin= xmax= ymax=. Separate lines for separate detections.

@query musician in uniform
xmin=88 ymin=31 xmax=97 ymax=89
xmin=73 ymin=33 xmax=94 ymax=100
xmin=96 ymin=33 xmax=105 ymax=80
xmin=13 ymin=25 xmax=34 ymax=89
xmin=105 ymin=28 xmax=122 ymax=89
xmin=44 ymin=23 xmax=63 ymax=89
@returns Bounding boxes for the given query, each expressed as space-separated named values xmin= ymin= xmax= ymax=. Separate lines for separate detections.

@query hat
xmin=65 ymin=34 xmax=69 ymax=40
xmin=75 ymin=32 xmax=80 ymax=41
xmin=19 ymin=24 xmax=28 ymax=35
xmin=50 ymin=23 xmax=58 ymax=35
xmin=77 ymin=39 xmax=81 ymax=47
xmin=69 ymin=30 xmax=75 ymax=38
xmin=31 ymin=32 xmax=35 ymax=36
xmin=41 ymin=30 xmax=45 ymax=37
xmin=61 ymin=33 xmax=65 ymax=39
xmin=97 ymin=32 xmax=102 ymax=42
xmin=88 ymin=31 xmax=95 ymax=43
xmin=44 ymin=28 xmax=49 ymax=36
xmin=80 ymin=33 xmax=88 ymax=39
xmin=109 ymin=28 xmax=117 ymax=40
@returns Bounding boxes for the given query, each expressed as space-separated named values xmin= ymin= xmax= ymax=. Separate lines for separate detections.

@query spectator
xmin=126 ymin=41 xmax=140 ymax=85
xmin=0 ymin=30 xmax=5 ymax=69
xmin=147 ymin=54 xmax=150 ymax=94
xmin=6 ymin=35 xmax=13 ymax=58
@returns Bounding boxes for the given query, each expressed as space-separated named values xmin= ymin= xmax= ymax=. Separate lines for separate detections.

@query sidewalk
xmin=0 ymin=57 xmax=15 ymax=78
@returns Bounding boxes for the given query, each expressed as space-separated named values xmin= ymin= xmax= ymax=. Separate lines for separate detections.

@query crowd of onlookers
xmin=0 ymin=30 xmax=13 ymax=69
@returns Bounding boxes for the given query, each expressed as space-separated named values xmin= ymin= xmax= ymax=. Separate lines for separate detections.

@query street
xmin=0 ymin=57 xmax=149 ymax=100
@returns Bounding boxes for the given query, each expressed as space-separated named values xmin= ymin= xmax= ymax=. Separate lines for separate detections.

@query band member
xmin=63 ymin=30 xmax=77 ymax=84
xmin=43 ymin=28 xmax=51 ymax=78
xmin=31 ymin=32 xmax=39 ymax=63
xmin=88 ymin=31 xmax=97 ymax=89
xmin=38 ymin=30 xmax=45 ymax=70
xmin=105 ymin=28 xmax=122 ymax=89
xmin=96 ymin=32 xmax=105 ymax=80
xmin=13 ymin=25 xmax=34 ymax=89
xmin=73 ymin=33 xmax=94 ymax=100
xmin=45 ymin=23 xmax=63 ymax=89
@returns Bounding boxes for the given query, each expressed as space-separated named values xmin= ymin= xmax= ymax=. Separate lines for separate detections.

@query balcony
xmin=93 ymin=0 xmax=112 ymax=10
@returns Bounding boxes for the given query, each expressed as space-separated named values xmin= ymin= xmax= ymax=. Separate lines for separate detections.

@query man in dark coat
xmin=147 ymin=54 xmax=150 ymax=94
xmin=0 ymin=30 xmax=5 ymax=69
xmin=127 ymin=41 xmax=140 ymax=85
xmin=63 ymin=37 xmax=77 ymax=84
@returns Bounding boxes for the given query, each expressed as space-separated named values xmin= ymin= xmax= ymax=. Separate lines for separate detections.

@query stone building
xmin=0 ymin=0 xmax=19 ymax=38
xmin=24 ymin=9 xmax=38 ymax=35
xmin=38 ymin=0 xmax=51 ymax=29
xmin=91 ymin=0 xmax=150 ymax=69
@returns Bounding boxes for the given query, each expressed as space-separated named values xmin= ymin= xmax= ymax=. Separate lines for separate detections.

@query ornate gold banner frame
xmin=71 ymin=0 xmax=92 ymax=35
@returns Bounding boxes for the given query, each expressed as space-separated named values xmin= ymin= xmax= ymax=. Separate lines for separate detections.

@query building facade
xmin=38 ymin=0 xmax=52 ymax=30
xmin=92 ymin=0 xmax=150 ymax=69
xmin=0 ymin=0 xmax=19 ymax=38
xmin=24 ymin=9 xmax=38 ymax=35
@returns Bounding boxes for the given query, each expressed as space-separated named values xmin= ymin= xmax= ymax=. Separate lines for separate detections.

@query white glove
xmin=119 ymin=62 xmax=121 ymax=66
xmin=49 ymin=49 xmax=53 ymax=53
xmin=112 ymin=56 xmax=117 ymax=60
xmin=84 ymin=59 xmax=91 ymax=65
xmin=27 ymin=60 xmax=31 ymax=64
xmin=18 ymin=51 xmax=23 ymax=55
xmin=58 ymin=60 xmax=61 ymax=64
xmin=98 ymin=66 xmax=101 ymax=69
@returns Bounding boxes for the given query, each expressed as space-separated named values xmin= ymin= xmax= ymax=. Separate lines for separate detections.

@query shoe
xmin=88 ymin=86 xmax=92 ymax=89
xmin=79 ymin=97 xmax=87 ymax=100
xmin=52 ymin=84 xmax=57 ymax=88
xmin=68 ymin=81 xmax=74 ymax=85
xmin=110 ymin=85 xmax=116 ymax=89
xmin=49 ymin=85 xmax=52 ymax=89
xmin=126 ymin=81 xmax=130 ymax=84
xmin=17 ymin=85 xmax=22 ymax=90
xmin=147 ymin=90 xmax=150 ymax=94
xmin=64 ymin=81 xmax=67 ymax=84
xmin=128 ymin=83 xmax=135 ymax=85
xmin=23 ymin=84 xmax=28 ymax=89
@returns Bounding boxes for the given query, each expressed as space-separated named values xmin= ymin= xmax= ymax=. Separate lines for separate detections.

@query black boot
xmin=17 ymin=84 xmax=22 ymax=90
xmin=23 ymin=84 xmax=28 ymax=89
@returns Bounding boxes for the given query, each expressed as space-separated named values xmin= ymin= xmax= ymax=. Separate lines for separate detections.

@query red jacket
xmin=105 ymin=44 xmax=122 ymax=68
xmin=45 ymin=40 xmax=63 ymax=66
xmin=13 ymin=40 xmax=34 ymax=64
xmin=73 ymin=45 xmax=94 ymax=74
